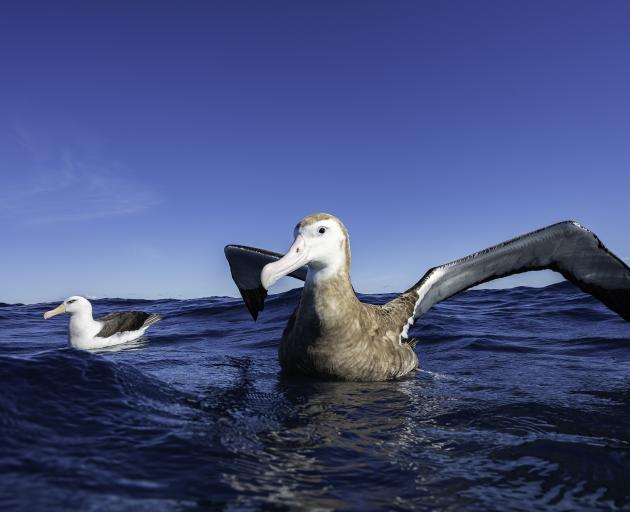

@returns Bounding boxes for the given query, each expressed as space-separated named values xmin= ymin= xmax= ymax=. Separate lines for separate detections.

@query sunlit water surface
xmin=1 ymin=282 xmax=629 ymax=510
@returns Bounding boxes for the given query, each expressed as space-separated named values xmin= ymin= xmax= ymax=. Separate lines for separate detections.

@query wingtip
xmin=563 ymin=220 xmax=589 ymax=232
xmin=238 ymin=285 xmax=268 ymax=321
xmin=145 ymin=313 xmax=162 ymax=327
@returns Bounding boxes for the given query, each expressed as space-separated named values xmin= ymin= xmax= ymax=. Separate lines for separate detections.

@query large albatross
xmin=225 ymin=213 xmax=630 ymax=381
xmin=44 ymin=296 xmax=161 ymax=350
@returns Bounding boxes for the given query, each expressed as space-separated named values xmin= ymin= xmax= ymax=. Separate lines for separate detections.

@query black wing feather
xmin=398 ymin=221 xmax=630 ymax=323
xmin=224 ymin=244 xmax=307 ymax=320
xmin=96 ymin=311 xmax=155 ymax=338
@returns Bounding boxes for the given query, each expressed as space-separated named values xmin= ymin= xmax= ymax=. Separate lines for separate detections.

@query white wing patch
xmin=398 ymin=267 xmax=446 ymax=343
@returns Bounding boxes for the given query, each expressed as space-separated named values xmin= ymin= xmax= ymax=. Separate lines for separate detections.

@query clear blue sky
xmin=1 ymin=1 xmax=629 ymax=304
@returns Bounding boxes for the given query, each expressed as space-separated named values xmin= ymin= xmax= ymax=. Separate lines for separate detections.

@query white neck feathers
xmin=68 ymin=309 xmax=101 ymax=343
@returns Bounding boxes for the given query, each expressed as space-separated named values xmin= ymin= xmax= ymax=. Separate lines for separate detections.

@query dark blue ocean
xmin=1 ymin=282 xmax=629 ymax=511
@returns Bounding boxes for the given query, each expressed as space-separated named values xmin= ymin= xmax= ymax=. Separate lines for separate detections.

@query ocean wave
xmin=1 ymin=282 xmax=629 ymax=510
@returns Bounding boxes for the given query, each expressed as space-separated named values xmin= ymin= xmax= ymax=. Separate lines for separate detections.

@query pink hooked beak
xmin=261 ymin=235 xmax=309 ymax=290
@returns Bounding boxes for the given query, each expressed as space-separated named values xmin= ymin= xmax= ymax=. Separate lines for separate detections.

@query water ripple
xmin=0 ymin=282 xmax=629 ymax=510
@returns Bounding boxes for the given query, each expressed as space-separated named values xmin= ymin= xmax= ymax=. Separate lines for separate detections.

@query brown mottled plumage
xmin=225 ymin=214 xmax=630 ymax=382
xmin=279 ymin=268 xmax=418 ymax=381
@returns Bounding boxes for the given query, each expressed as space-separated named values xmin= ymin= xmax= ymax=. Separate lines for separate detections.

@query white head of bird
xmin=261 ymin=213 xmax=350 ymax=290
xmin=43 ymin=296 xmax=92 ymax=319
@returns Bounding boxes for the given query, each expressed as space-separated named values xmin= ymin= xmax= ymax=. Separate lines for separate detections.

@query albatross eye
xmin=318 ymin=227 xmax=326 ymax=234
xmin=67 ymin=300 xmax=76 ymax=304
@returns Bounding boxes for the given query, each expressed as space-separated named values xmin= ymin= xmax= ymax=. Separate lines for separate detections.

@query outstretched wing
xmin=224 ymin=245 xmax=308 ymax=320
xmin=392 ymin=221 xmax=630 ymax=337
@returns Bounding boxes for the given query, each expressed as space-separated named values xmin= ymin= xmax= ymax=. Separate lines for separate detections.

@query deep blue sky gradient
xmin=1 ymin=1 xmax=629 ymax=303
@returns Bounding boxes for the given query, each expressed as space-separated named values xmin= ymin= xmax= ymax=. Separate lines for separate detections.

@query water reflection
xmin=203 ymin=361 xmax=462 ymax=510
xmin=4 ymin=288 xmax=628 ymax=510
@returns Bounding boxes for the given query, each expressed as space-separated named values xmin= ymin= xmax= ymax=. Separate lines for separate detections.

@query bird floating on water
xmin=43 ymin=296 xmax=161 ymax=350
xmin=225 ymin=213 xmax=630 ymax=382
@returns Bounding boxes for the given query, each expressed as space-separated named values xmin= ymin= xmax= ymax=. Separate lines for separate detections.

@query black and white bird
xmin=43 ymin=296 xmax=161 ymax=350
xmin=225 ymin=213 xmax=630 ymax=382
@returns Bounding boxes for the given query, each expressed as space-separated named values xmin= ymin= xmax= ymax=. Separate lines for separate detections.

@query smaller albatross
xmin=225 ymin=213 xmax=630 ymax=382
xmin=43 ymin=296 xmax=161 ymax=350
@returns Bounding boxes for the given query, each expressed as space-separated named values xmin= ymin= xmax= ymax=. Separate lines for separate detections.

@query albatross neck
xmin=69 ymin=308 xmax=96 ymax=329
xmin=300 ymin=266 xmax=359 ymax=323
xmin=68 ymin=306 xmax=103 ymax=344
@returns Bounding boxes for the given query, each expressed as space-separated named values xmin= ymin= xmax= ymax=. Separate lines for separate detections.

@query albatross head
xmin=43 ymin=296 xmax=92 ymax=319
xmin=261 ymin=213 xmax=350 ymax=290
